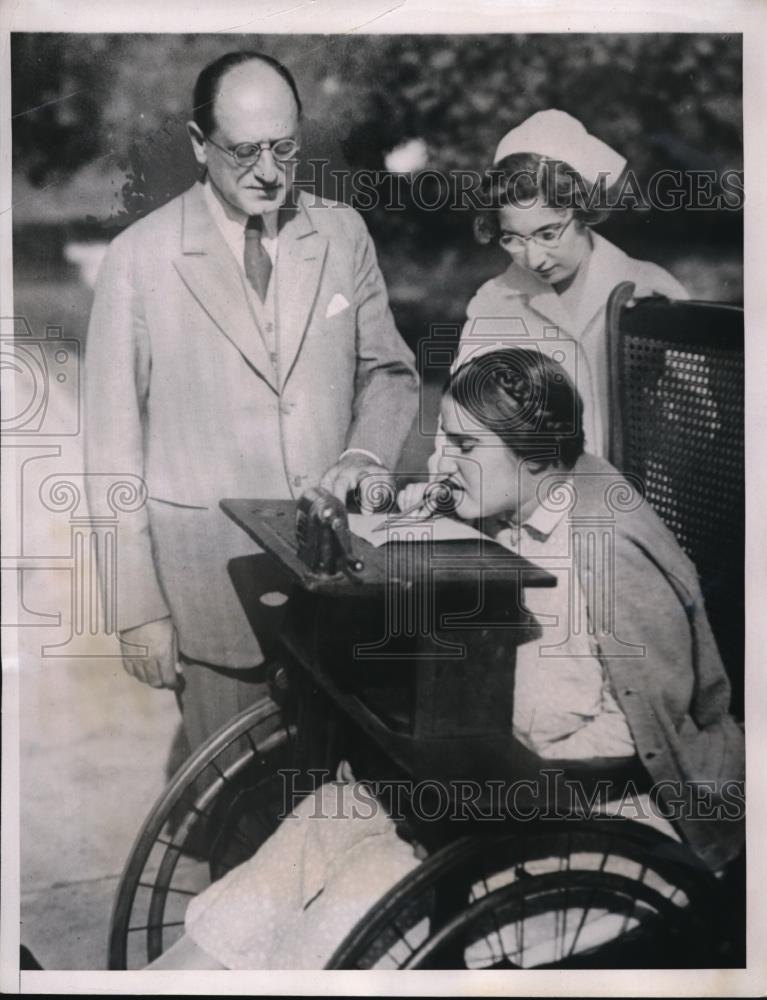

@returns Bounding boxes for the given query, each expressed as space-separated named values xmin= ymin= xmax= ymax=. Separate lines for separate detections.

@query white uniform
xmin=430 ymin=232 xmax=687 ymax=466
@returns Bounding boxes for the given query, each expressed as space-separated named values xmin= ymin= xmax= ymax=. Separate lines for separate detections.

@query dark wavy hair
xmin=192 ymin=51 xmax=302 ymax=137
xmin=474 ymin=151 xmax=611 ymax=246
xmin=446 ymin=348 xmax=585 ymax=471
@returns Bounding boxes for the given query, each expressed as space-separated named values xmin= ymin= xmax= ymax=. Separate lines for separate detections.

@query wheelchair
xmin=108 ymin=288 xmax=745 ymax=971
xmin=107 ymin=675 xmax=738 ymax=970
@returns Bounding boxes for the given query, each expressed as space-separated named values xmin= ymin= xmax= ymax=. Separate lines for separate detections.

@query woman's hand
xmin=397 ymin=482 xmax=434 ymax=521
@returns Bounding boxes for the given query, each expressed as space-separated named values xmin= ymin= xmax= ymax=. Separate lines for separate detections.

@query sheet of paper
xmin=349 ymin=513 xmax=491 ymax=548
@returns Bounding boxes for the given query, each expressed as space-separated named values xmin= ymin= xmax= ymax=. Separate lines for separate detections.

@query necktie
xmin=244 ymin=215 xmax=272 ymax=302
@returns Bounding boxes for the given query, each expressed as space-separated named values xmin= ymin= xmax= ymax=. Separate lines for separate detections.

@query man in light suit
xmin=84 ymin=51 xmax=419 ymax=749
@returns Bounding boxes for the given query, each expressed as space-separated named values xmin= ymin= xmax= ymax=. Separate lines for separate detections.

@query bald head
xmin=192 ymin=51 xmax=302 ymax=138
xmin=188 ymin=51 xmax=302 ymax=217
xmin=213 ymin=60 xmax=299 ymax=145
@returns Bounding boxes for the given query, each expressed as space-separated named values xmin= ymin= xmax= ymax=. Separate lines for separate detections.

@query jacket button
xmin=280 ymin=402 xmax=292 ymax=415
xmin=623 ymin=689 xmax=635 ymax=696
xmin=644 ymin=751 xmax=657 ymax=760
xmin=293 ymin=475 xmax=303 ymax=487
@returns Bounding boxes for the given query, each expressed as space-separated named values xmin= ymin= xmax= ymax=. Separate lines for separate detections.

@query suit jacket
xmin=84 ymin=183 xmax=419 ymax=666
xmin=561 ymin=454 xmax=744 ymax=870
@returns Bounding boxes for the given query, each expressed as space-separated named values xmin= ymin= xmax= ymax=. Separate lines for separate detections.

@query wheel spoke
xmin=137 ymin=882 xmax=198 ymax=896
xmin=128 ymin=921 xmax=185 ymax=933
xmin=155 ymin=836 xmax=208 ymax=861
xmin=329 ymin=821 xmax=723 ymax=970
xmin=109 ymin=699 xmax=295 ymax=970
xmin=475 ymin=869 xmax=506 ymax=966
xmin=566 ymin=829 xmax=616 ymax=959
xmin=621 ymin=861 xmax=648 ymax=937
xmin=407 ymin=871 xmax=679 ymax=969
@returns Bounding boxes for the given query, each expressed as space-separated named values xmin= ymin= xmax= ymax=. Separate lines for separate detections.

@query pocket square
xmin=325 ymin=293 xmax=350 ymax=318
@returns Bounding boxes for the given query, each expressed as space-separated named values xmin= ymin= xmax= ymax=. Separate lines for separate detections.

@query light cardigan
xmin=495 ymin=496 xmax=637 ymax=760
xmin=552 ymin=453 xmax=744 ymax=870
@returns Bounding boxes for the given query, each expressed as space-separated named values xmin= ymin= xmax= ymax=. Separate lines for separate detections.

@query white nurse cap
xmin=493 ymin=109 xmax=626 ymax=186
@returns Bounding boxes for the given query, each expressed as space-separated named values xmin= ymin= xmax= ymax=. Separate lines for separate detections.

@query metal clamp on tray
xmin=295 ymin=487 xmax=364 ymax=577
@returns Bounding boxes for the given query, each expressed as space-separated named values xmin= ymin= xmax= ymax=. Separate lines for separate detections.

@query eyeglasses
xmin=499 ymin=216 xmax=575 ymax=254
xmin=205 ymin=135 xmax=300 ymax=167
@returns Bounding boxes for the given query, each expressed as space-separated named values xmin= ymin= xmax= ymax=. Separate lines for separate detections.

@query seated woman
xmin=151 ymin=349 xmax=743 ymax=970
xmin=406 ymin=348 xmax=743 ymax=865
xmin=426 ymin=109 xmax=687 ymax=472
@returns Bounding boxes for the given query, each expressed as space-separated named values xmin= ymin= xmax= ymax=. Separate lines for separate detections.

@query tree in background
xmin=12 ymin=33 xmax=742 ymax=197
xmin=11 ymin=33 xmax=744 ymax=315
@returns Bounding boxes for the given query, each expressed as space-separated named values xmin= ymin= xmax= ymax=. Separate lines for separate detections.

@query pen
xmin=371 ymin=479 xmax=455 ymax=532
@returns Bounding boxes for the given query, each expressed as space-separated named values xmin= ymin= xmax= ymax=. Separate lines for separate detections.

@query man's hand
xmin=320 ymin=453 xmax=395 ymax=512
xmin=119 ymin=616 xmax=180 ymax=690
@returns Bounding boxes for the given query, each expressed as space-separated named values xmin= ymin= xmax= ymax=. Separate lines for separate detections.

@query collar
xmin=183 ymin=182 xmax=315 ymax=255
xmin=492 ymin=471 xmax=574 ymax=542
xmin=485 ymin=497 xmax=568 ymax=545
xmin=202 ymin=179 xmax=282 ymax=239
xmin=496 ymin=231 xmax=635 ymax=335
xmin=520 ymin=499 xmax=569 ymax=539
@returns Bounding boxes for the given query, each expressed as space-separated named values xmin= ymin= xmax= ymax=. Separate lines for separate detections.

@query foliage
xmin=12 ymin=33 xmax=742 ymax=191
xmin=11 ymin=33 xmax=743 ymax=328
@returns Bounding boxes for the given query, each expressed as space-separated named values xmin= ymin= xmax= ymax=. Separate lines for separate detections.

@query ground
xmin=11 ymin=365 xmax=181 ymax=969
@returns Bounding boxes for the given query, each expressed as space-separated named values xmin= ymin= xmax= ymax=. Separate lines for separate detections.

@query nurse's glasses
xmin=499 ymin=216 xmax=575 ymax=254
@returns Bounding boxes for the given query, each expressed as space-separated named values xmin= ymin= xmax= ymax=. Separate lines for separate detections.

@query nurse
xmin=420 ymin=110 xmax=687 ymax=485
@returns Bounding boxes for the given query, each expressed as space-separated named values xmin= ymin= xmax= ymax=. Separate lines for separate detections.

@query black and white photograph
xmin=1 ymin=0 xmax=765 ymax=993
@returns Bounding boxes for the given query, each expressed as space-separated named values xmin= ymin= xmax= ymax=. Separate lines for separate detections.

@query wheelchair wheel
xmin=108 ymin=696 xmax=296 ymax=969
xmin=327 ymin=818 xmax=727 ymax=969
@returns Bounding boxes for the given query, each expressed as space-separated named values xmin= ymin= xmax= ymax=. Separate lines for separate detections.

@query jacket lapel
xmin=173 ymin=184 xmax=278 ymax=392
xmin=502 ymin=233 xmax=635 ymax=338
xmin=567 ymin=233 xmax=634 ymax=336
xmin=276 ymin=195 xmax=328 ymax=387
xmin=500 ymin=264 xmax=574 ymax=336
